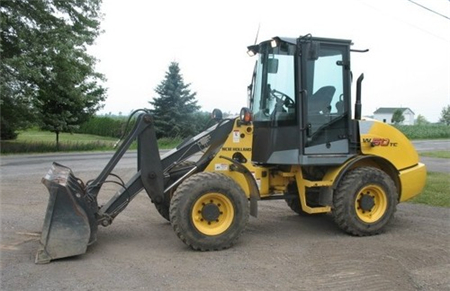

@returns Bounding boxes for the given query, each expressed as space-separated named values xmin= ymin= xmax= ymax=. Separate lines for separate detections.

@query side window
xmin=306 ymin=46 xmax=346 ymax=135
xmin=312 ymin=52 xmax=344 ymax=114
xmin=266 ymin=54 xmax=295 ymax=121
xmin=253 ymin=53 xmax=296 ymax=123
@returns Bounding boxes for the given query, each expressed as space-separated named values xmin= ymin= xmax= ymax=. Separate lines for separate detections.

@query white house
xmin=373 ymin=107 xmax=415 ymax=125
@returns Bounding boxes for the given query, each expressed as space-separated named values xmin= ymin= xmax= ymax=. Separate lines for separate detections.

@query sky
xmin=88 ymin=0 xmax=450 ymax=122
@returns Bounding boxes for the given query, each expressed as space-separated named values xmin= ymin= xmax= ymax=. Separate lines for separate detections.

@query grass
xmin=419 ymin=151 xmax=450 ymax=159
xmin=17 ymin=129 xmax=118 ymax=143
xmin=1 ymin=129 xmax=180 ymax=154
xmin=157 ymin=137 xmax=183 ymax=149
xmin=409 ymin=172 xmax=450 ymax=207
xmin=1 ymin=130 xmax=117 ymax=154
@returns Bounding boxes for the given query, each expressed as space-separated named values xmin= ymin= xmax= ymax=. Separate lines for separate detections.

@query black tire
xmin=332 ymin=167 xmax=397 ymax=236
xmin=169 ymin=172 xmax=249 ymax=251
xmin=285 ymin=196 xmax=305 ymax=215
xmin=154 ymin=161 xmax=196 ymax=221
xmin=284 ymin=183 xmax=321 ymax=216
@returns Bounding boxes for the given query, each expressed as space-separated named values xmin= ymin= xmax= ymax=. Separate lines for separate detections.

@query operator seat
xmin=307 ymin=86 xmax=336 ymax=136
xmin=309 ymin=86 xmax=335 ymax=114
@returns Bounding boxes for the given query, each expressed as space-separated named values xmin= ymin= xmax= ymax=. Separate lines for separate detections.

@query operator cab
xmin=247 ymin=35 xmax=358 ymax=165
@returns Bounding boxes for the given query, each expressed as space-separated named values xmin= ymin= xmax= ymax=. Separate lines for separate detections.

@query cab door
xmin=299 ymin=39 xmax=355 ymax=165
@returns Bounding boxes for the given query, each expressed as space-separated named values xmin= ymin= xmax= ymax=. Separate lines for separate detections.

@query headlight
xmin=247 ymin=45 xmax=259 ymax=57
xmin=270 ymin=39 xmax=278 ymax=48
xmin=239 ymin=107 xmax=252 ymax=124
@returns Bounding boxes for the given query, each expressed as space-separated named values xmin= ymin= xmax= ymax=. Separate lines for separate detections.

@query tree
xmin=149 ymin=62 xmax=200 ymax=138
xmin=0 ymin=0 xmax=106 ymax=141
xmin=439 ymin=105 xmax=450 ymax=125
xmin=391 ymin=109 xmax=405 ymax=124
xmin=415 ymin=114 xmax=429 ymax=125
xmin=34 ymin=50 xmax=106 ymax=148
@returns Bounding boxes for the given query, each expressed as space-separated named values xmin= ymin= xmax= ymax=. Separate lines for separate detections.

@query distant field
xmin=1 ymin=129 xmax=180 ymax=154
xmin=395 ymin=124 xmax=450 ymax=139
xmin=16 ymin=129 xmax=118 ymax=143
xmin=1 ymin=130 xmax=117 ymax=154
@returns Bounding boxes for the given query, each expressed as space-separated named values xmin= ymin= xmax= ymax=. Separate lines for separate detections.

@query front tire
xmin=170 ymin=172 xmax=249 ymax=251
xmin=333 ymin=167 xmax=397 ymax=236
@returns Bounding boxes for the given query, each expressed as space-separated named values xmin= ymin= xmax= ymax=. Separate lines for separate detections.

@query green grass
xmin=157 ymin=137 xmax=183 ymax=149
xmin=16 ymin=129 xmax=118 ymax=143
xmin=419 ymin=151 xmax=450 ymax=159
xmin=1 ymin=129 xmax=181 ymax=154
xmin=409 ymin=172 xmax=450 ymax=207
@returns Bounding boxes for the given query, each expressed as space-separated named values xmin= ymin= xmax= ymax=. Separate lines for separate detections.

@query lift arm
xmin=92 ymin=113 xmax=235 ymax=225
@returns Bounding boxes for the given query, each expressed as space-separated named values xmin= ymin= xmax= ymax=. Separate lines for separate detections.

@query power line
xmin=357 ymin=0 xmax=449 ymax=41
xmin=407 ymin=0 xmax=450 ymax=20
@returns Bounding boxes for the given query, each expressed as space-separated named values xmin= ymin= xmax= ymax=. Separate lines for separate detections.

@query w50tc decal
xmin=363 ymin=138 xmax=398 ymax=147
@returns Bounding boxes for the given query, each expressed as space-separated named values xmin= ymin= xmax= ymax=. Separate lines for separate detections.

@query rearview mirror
xmin=306 ymin=42 xmax=320 ymax=60
xmin=267 ymin=58 xmax=278 ymax=74
xmin=211 ymin=109 xmax=223 ymax=121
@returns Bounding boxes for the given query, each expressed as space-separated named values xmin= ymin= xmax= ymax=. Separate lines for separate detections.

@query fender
xmin=219 ymin=156 xmax=260 ymax=218
xmin=321 ymin=155 xmax=400 ymax=203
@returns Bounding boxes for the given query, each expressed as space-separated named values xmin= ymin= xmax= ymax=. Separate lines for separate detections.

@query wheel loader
xmin=36 ymin=34 xmax=427 ymax=264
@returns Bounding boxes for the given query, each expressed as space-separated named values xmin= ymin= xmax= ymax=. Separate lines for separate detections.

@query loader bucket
xmin=36 ymin=163 xmax=98 ymax=264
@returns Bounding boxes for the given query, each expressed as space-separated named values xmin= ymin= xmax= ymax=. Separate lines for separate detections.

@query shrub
xmin=76 ymin=116 xmax=135 ymax=138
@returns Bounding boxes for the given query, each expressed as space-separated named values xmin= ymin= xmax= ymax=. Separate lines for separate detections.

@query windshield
xmin=249 ymin=43 xmax=296 ymax=123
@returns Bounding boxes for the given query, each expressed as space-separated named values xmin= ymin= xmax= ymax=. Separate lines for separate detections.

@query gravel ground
xmin=1 ymin=149 xmax=449 ymax=290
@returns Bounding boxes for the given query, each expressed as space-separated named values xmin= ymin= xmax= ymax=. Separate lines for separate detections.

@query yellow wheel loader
xmin=36 ymin=35 xmax=426 ymax=263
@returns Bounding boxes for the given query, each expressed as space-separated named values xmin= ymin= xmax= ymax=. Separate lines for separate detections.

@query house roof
xmin=373 ymin=107 xmax=414 ymax=114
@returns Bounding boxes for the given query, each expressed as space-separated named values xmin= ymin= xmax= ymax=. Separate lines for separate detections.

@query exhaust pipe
xmin=355 ymin=73 xmax=364 ymax=120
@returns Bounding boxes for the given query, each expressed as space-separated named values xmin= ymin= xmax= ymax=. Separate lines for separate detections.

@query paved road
xmin=1 ymin=140 xmax=449 ymax=290
xmin=412 ymin=140 xmax=450 ymax=173
xmin=412 ymin=140 xmax=449 ymax=152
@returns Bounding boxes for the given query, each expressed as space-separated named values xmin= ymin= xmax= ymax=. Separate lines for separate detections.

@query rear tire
xmin=169 ymin=172 xmax=249 ymax=251
xmin=284 ymin=183 xmax=322 ymax=216
xmin=333 ymin=167 xmax=397 ymax=236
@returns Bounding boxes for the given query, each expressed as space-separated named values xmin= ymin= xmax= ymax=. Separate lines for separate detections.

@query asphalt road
xmin=412 ymin=140 xmax=450 ymax=173
xmin=412 ymin=140 xmax=449 ymax=152
xmin=1 ymin=140 xmax=449 ymax=290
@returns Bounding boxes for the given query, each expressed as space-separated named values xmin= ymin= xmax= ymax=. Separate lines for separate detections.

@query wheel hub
xmin=191 ymin=192 xmax=234 ymax=236
xmin=358 ymin=193 xmax=375 ymax=211
xmin=201 ymin=203 xmax=221 ymax=222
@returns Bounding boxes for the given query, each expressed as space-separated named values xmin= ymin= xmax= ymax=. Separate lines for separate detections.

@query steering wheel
xmin=270 ymin=89 xmax=295 ymax=109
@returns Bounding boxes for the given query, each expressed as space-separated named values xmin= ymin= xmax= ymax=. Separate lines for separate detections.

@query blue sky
xmin=88 ymin=0 xmax=450 ymax=122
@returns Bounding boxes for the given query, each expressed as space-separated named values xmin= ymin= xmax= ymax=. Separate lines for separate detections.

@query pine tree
xmin=149 ymin=62 xmax=200 ymax=138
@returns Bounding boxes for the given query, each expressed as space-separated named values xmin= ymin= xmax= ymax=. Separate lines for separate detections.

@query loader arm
xmin=95 ymin=114 xmax=236 ymax=225
xmin=37 ymin=112 xmax=235 ymax=263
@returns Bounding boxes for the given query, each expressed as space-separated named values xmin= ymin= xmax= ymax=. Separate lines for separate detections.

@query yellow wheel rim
xmin=355 ymin=185 xmax=387 ymax=223
xmin=192 ymin=193 xmax=234 ymax=236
